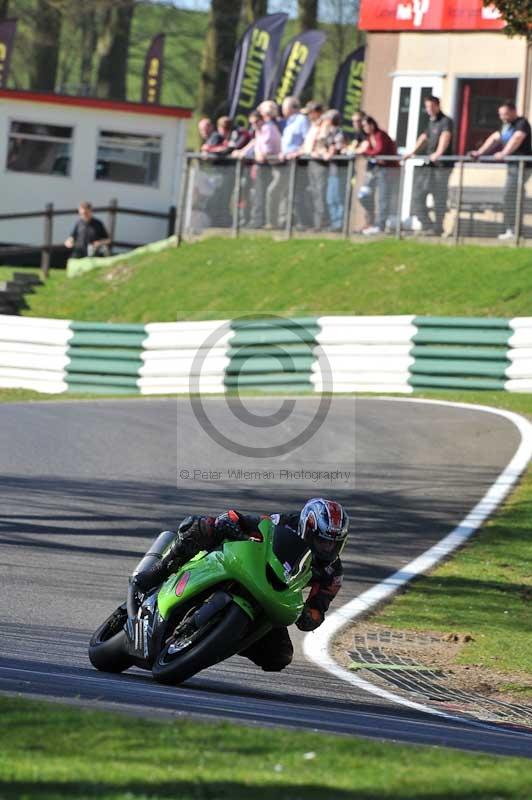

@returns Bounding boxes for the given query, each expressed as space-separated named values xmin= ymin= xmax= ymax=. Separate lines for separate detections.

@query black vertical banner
xmin=142 ymin=33 xmax=165 ymax=104
xmin=268 ymin=30 xmax=326 ymax=105
xmin=0 ymin=18 xmax=17 ymax=89
xmin=228 ymin=13 xmax=288 ymax=128
xmin=329 ymin=46 xmax=365 ymax=134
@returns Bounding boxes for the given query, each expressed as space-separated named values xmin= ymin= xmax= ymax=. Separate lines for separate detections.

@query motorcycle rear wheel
xmin=152 ymin=600 xmax=250 ymax=685
xmin=88 ymin=603 xmax=135 ymax=673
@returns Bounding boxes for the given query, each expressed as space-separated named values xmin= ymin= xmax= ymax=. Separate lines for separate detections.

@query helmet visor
xmin=307 ymin=529 xmax=346 ymax=563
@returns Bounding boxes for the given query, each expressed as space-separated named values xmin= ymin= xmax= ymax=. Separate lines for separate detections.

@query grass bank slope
xmin=13 ymin=239 xmax=531 ymax=323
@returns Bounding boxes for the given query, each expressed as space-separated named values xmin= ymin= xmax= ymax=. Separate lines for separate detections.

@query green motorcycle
xmin=88 ymin=518 xmax=312 ymax=685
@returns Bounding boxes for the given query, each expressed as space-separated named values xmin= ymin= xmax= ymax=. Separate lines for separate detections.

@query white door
xmin=388 ymin=74 xmax=444 ymax=220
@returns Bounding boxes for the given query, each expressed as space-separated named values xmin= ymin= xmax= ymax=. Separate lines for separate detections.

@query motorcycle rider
xmin=132 ymin=497 xmax=349 ymax=672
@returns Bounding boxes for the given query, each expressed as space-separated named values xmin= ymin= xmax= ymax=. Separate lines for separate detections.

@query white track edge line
xmin=304 ymin=397 xmax=532 ymax=726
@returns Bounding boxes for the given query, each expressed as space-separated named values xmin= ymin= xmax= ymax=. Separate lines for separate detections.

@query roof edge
xmin=0 ymin=88 xmax=193 ymax=119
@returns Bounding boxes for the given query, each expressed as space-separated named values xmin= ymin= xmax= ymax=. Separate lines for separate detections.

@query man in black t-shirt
xmin=471 ymin=101 xmax=532 ymax=239
xmin=405 ymin=95 xmax=454 ymax=236
xmin=65 ymin=201 xmax=110 ymax=258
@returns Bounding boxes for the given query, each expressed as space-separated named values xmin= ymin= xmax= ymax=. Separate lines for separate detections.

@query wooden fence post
xmin=167 ymin=205 xmax=176 ymax=238
xmin=40 ymin=202 xmax=53 ymax=277
xmin=107 ymin=198 xmax=118 ymax=254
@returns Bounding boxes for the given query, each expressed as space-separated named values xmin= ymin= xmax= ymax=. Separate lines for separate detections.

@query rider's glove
xmin=296 ymin=606 xmax=324 ymax=632
xmin=214 ymin=510 xmax=245 ymax=540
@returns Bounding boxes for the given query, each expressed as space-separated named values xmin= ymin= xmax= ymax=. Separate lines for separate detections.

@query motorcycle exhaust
xmin=132 ymin=530 xmax=177 ymax=578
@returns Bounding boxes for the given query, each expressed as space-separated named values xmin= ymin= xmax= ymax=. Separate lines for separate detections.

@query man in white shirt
xmin=266 ymin=96 xmax=310 ymax=228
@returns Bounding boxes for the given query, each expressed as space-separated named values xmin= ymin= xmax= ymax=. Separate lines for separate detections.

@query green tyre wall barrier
xmin=409 ymin=375 xmax=506 ymax=391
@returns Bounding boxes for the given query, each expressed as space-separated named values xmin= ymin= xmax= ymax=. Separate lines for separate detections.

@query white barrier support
xmin=139 ymin=321 xmax=231 ymax=395
xmin=313 ymin=317 xmax=416 ymax=394
xmin=506 ymin=319 xmax=532 ymax=390
xmin=0 ymin=315 xmax=71 ymax=392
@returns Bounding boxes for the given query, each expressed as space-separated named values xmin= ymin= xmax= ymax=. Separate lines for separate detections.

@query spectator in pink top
xmin=237 ymin=101 xmax=281 ymax=228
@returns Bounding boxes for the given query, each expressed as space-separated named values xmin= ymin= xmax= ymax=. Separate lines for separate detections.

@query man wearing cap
xmin=301 ymin=101 xmax=328 ymax=231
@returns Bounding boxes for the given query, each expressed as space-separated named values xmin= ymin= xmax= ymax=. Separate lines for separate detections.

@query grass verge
xmin=371 ymin=390 xmax=532 ymax=688
xmin=1 ymin=695 xmax=532 ymax=799
xmin=6 ymin=238 xmax=531 ymax=322
xmin=0 ymin=389 xmax=141 ymax=403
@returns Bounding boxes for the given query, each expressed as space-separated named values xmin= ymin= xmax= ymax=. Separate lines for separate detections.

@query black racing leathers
xmin=134 ymin=509 xmax=344 ymax=672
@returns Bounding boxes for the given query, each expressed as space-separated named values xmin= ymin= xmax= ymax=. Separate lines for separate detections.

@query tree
xmin=198 ymin=0 xmax=243 ymax=119
xmin=297 ymin=0 xmax=318 ymax=31
xmin=79 ymin=4 xmax=98 ymax=94
xmin=297 ymin=0 xmax=319 ymax=99
xmin=0 ymin=1 xmax=9 ymax=19
xmin=28 ymin=0 xmax=62 ymax=91
xmin=243 ymin=0 xmax=268 ymax=23
xmin=320 ymin=0 xmax=360 ymax=72
xmin=483 ymin=0 xmax=532 ymax=40
xmin=95 ymin=0 xmax=136 ymax=99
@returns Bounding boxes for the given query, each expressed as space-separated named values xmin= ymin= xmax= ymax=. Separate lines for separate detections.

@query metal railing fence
xmin=177 ymin=153 xmax=532 ymax=247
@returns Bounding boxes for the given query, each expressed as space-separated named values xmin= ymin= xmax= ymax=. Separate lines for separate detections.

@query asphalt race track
xmin=1 ymin=396 xmax=531 ymax=758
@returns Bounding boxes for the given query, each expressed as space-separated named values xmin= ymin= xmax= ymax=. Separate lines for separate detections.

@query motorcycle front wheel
xmin=88 ymin=603 xmax=135 ymax=673
xmin=152 ymin=600 xmax=250 ymax=685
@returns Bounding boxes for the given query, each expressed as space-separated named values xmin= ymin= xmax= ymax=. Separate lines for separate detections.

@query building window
xmin=95 ymin=131 xmax=161 ymax=186
xmin=396 ymin=87 xmax=411 ymax=149
xmin=456 ymin=78 xmax=518 ymax=153
xmin=6 ymin=121 xmax=73 ymax=176
xmin=416 ymin=86 xmax=434 ymax=138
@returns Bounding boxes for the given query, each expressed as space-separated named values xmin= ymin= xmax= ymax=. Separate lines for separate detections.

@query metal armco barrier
xmin=1 ymin=315 xmax=531 ymax=395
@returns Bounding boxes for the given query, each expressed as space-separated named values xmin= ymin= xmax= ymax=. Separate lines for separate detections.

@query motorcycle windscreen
xmin=271 ymin=524 xmax=311 ymax=581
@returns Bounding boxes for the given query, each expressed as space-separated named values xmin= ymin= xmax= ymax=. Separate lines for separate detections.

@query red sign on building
xmin=359 ymin=0 xmax=506 ymax=31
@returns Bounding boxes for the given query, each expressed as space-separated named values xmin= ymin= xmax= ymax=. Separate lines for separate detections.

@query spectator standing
xmin=405 ymin=95 xmax=454 ymax=236
xmin=64 ymin=202 xmax=110 ymax=258
xmin=471 ymin=101 xmax=532 ymax=240
xmin=343 ymin=111 xmax=372 ymax=228
xmin=302 ymin=101 xmax=329 ymax=231
xmin=201 ymin=116 xmax=247 ymax=227
xmin=231 ymin=111 xmax=262 ymax=226
xmin=350 ymin=111 xmax=367 ymax=146
xmin=198 ymin=116 xmax=252 ymax=156
xmin=353 ymin=116 xmax=398 ymax=235
xmin=200 ymin=116 xmax=233 ymax=155
xmin=280 ymin=96 xmax=310 ymax=154
xmin=265 ymin=96 xmax=310 ymax=228
xmin=198 ymin=118 xmax=217 ymax=147
xmin=318 ymin=110 xmax=346 ymax=232
xmin=237 ymin=102 xmax=281 ymax=228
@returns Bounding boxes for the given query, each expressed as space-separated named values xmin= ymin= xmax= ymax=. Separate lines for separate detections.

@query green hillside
xmin=7 ymin=238 xmax=531 ymax=323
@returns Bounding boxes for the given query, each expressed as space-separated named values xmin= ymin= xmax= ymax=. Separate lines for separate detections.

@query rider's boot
xmin=131 ymin=516 xmax=210 ymax=593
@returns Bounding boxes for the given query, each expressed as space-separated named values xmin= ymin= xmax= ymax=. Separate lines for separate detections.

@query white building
xmin=0 ymin=89 xmax=191 ymax=254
